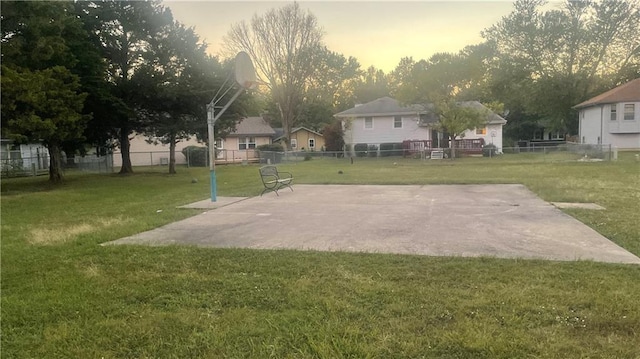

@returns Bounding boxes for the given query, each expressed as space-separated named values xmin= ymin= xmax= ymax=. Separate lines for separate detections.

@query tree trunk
xmin=118 ymin=127 xmax=134 ymax=174
xmin=168 ymin=133 xmax=176 ymax=174
xmin=450 ymin=135 xmax=457 ymax=160
xmin=47 ymin=142 xmax=64 ymax=183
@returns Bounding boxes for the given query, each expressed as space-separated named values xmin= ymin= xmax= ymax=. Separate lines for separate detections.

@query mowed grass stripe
xmin=2 ymin=153 xmax=639 ymax=358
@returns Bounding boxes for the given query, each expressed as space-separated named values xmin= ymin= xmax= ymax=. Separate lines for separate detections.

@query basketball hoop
xmin=206 ymin=51 xmax=258 ymax=202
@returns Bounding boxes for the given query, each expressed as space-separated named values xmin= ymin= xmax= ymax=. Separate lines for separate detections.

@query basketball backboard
xmin=234 ymin=51 xmax=257 ymax=89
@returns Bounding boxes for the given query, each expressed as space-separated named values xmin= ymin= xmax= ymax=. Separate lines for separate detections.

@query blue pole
xmin=210 ymin=170 xmax=217 ymax=202
xmin=207 ymin=87 xmax=245 ymax=202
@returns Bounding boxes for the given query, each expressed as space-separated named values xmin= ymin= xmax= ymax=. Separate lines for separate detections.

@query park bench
xmin=259 ymin=165 xmax=293 ymax=196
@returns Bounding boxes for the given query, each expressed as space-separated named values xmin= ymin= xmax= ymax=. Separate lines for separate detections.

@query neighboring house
xmin=220 ymin=116 xmax=275 ymax=162
xmin=0 ymin=139 xmax=49 ymax=174
xmin=113 ymin=134 xmax=205 ymax=167
xmin=274 ymin=127 xmax=325 ymax=151
xmin=574 ymin=78 xmax=640 ymax=149
xmin=334 ymin=97 xmax=506 ymax=155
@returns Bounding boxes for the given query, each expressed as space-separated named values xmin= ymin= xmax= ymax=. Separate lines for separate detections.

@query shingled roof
xmin=228 ymin=117 xmax=275 ymax=137
xmin=334 ymin=97 xmax=506 ymax=125
xmin=334 ymin=97 xmax=426 ymax=117
xmin=574 ymin=78 xmax=640 ymax=109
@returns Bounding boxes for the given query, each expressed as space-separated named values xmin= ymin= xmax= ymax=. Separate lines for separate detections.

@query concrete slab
xmin=178 ymin=197 xmax=248 ymax=209
xmin=551 ymin=202 xmax=606 ymax=210
xmin=105 ymin=184 xmax=640 ymax=264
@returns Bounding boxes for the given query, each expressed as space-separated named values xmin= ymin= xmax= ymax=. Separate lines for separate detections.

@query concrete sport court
xmin=106 ymin=184 xmax=640 ymax=264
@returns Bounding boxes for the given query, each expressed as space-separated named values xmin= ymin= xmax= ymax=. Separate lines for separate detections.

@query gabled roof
xmin=574 ymin=78 xmax=640 ymax=109
xmin=273 ymin=127 xmax=323 ymax=141
xmin=227 ymin=117 xmax=275 ymax=137
xmin=335 ymin=97 xmax=506 ymax=125
xmin=334 ymin=97 xmax=426 ymax=117
xmin=459 ymin=101 xmax=507 ymax=125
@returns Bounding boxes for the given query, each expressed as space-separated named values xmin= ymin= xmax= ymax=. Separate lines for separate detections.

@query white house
xmin=0 ymin=139 xmax=49 ymax=174
xmin=334 ymin=97 xmax=506 ymax=155
xmin=575 ymin=78 xmax=640 ymax=150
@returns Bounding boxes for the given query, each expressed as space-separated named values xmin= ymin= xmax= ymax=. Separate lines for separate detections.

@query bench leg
xmin=261 ymin=187 xmax=279 ymax=196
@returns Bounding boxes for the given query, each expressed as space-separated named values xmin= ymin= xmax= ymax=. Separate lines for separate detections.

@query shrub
xmin=368 ymin=144 xmax=379 ymax=157
xmin=354 ymin=143 xmax=368 ymax=157
xmin=304 ymin=153 xmax=312 ymax=161
xmin=256 ymin=143 xmax=284 ymax=152
xmin=482 ymin=144 xmax=498 ymax=157
xmin=182 ymin=146 xmax=207 ymax=167
xmin=380 ymin=143 xmax=404 ymax=157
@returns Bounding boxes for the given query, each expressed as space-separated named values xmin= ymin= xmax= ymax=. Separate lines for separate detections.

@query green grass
xmin=2 ymin=153 xmax=640 ymax=358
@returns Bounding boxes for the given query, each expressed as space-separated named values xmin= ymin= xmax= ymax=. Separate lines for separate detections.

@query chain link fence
xmin=1 ymin=153 xmax=114 ymax=178
xmin=256 ymin=143 xmax=615 ymax=164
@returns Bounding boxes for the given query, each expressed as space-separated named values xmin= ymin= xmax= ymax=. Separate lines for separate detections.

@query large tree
xmin=353 ymin=66 xmax=391 ymax=103
xmin=483 ymin=0 xmax=640 ymax=134
xmin=75 ymin=0 xmax=173 ymax=174
xmin=133 ymin=21 xmax=251 ymax=174
xmin=1 ymin=1 xmax=94 ymax=182
xmin=1 ymin=67 xmax=88 ymax=182
xmin=397 ymin=53 xmax=488 ymax=159
xmin=223 ymin=2 xmax=323 ymax=150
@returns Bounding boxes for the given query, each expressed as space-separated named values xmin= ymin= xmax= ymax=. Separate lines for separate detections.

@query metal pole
xmin=207 ymin=86 xmax=245 ymax=202
xmin=207 ymin=101 xmax=217 ymax=202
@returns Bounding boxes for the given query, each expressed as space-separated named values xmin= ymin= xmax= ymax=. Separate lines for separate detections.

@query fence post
xmin=612 ymin=145 xmax=616 ymax=161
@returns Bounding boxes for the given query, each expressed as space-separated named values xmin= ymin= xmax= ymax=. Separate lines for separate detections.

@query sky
xmin=164 ymin=1 xmax=519 ymax=73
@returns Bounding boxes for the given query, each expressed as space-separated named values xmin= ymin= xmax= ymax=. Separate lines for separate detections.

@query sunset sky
xmin=164 ymin=1 xmax=520 ymax=72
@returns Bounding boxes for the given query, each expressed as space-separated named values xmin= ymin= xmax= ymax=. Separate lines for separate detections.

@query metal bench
xmin=259 ymin=165 xmax=293 ymax=196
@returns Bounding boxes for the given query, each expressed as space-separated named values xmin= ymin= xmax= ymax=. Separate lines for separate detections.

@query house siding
xmin=343 ymin=115 xmax=430 ymax=148
xmin=462 ymin=123 xmax=504 ymax=151
xmin=290 ymin=130 xmax=326 ymax=151
xmin=113 ymin=134 xmax=205 ymax=167
xmin=222 ymin=135 xmax=272 ymax=161
xmin=579 ymin=102 xmax=640 ymax=149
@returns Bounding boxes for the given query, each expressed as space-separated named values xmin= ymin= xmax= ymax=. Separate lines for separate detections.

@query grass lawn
xmin=2 ymin=153 xmax=640 ymax=358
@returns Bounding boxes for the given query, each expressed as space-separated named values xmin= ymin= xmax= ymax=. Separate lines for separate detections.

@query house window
xmin=533 ymin=130 xmax=543 ymax=140
xmin=290 ymin=138 xmax=297 ymax=149
xmin=624 ymin=104 xmax=635 ymax=120
xmin=308 ymin=138 xmax=315 ymax=149
xmin=364 ymin=117 xmax=373 ymax=129
xmin=550 ymin=132 xmax=564 ymax=140
xmin=238 ymin=137 xmax=256 ymax=150
xmin=610 ymin=106 xmax=617 ymax=121
xmin=393 ymin=116 xmax=402 ymax=128
xmin=475 ymin=127 xmax=487 ymax=135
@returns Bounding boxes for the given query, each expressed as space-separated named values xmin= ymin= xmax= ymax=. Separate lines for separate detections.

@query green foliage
xmin=1 ymin=1 xmax=101 ymax=182
xmin=482 ymin=143 xmax=498 ymax=157
xmin=181 ymin=146 xmax=207 ymax=167
xmin=2 ymin=156 xmax=640 ymax=357
xmin=367 ymin=144 xmax=379 ymax=157
xmin=354 ymin=143 xmax=368 ymax=157
xmin=304 ymin=47 xmax=362 ymax=113
xmin=482 ymin=0 xmax=640 ymax=133
xmin=321 ymin=120 xmax=345 ymax=152
xmin=379 ymin=143 xmax=404 ymax=157
xmin=353 ymin=66 xmax=390 ymax=103
xmin=1 ymin=66 xmax=88 ymax=182
xmin=256 ymin=143 xmax=284 ymax=152
xmin=395 ymin=52 xmax=492 ymax=159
